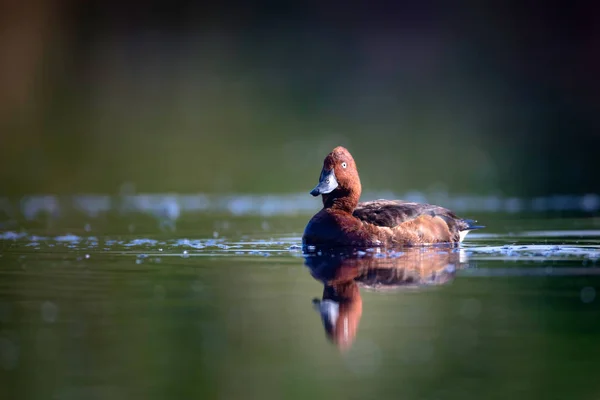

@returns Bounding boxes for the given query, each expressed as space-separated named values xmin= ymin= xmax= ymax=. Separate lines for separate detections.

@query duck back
xmin=353 ymin=200 xmax=482 ymax=243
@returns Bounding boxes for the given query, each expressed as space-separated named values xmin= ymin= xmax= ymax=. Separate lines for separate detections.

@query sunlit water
xmin=1 ymin=215 xmax=600 ymax=400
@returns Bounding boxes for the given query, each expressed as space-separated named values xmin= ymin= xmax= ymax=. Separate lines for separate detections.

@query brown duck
xmin=303 ymin=146 xmax=483 ymax=247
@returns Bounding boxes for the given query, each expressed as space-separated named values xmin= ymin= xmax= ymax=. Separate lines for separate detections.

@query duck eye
xmin=341 ymin=162 xmax=347 ymax=169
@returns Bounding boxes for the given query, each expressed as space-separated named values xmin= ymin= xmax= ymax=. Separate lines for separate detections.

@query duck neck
xmin=322 ymin=188 xmax=360 ymax=213
xmin=323 ymin=280 xmax=360 ymax=302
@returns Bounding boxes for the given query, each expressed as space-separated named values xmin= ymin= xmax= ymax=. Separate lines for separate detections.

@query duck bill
xmin=310 ymin=168 xmax=338 ymax=196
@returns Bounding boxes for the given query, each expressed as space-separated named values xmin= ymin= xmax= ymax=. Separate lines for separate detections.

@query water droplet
xmin=182 ymin=250 xmax=189 ymax=258
xmin=84 ymin=254 xmax=90 ymax=259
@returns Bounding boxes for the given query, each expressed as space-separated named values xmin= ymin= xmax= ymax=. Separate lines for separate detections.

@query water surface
xmin=1 ymin=216 xmax=600 ymax=400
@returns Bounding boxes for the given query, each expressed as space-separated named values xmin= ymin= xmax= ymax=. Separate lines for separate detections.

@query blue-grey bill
xmin=310 ymin=168 xmax=339 ymax=196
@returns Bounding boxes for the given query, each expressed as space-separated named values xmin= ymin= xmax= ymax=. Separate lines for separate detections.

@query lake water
xmin=1 ymin=213 xmax=600 ymax=400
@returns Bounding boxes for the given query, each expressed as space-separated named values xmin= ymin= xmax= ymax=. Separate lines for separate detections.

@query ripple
xmin=0 ymin=228 xmax=598 ymax=263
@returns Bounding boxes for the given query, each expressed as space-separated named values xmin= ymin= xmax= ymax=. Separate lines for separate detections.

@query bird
xmin=303 ymin=146 xmax=483 ymax=247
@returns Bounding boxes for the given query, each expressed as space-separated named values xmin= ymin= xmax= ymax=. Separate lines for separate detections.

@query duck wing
xmin=353 ymin=200 xmax=481 ymax=232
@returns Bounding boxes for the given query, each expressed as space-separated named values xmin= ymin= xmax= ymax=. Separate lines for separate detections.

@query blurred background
xmin=2 ymin=3 xmax=600 ymax=400
xmin=0 ymin=0 xmax=599 ymax=219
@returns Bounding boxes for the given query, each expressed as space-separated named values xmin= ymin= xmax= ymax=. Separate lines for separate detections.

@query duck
xmin=302 ymin=146 xmax=483 ymax=247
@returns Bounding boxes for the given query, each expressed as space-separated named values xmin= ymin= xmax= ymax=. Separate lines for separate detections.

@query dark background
xmin=1 ymin=0 xmax=599 ymax=197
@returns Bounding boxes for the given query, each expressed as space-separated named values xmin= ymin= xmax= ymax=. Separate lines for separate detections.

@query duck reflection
xmin=304 ymin=247 xmax=469 ymax=351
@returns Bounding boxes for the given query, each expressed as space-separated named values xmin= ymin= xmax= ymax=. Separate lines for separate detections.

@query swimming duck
xmin=303 ymin=146 xmax=483 ymax=247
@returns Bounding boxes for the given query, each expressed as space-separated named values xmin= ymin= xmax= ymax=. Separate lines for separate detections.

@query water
xmin=1 ymin=215 xmax=600 ymax=400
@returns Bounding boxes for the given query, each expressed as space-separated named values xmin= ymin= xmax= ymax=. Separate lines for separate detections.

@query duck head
xmin=310 ymin=146 xmax=362 ymax=211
